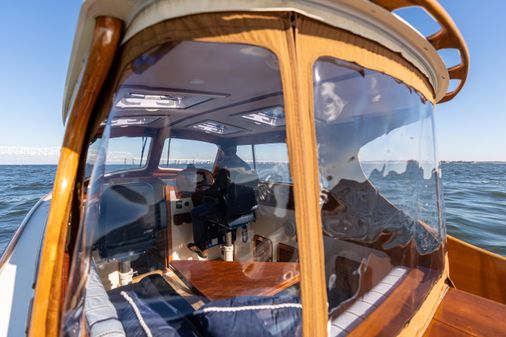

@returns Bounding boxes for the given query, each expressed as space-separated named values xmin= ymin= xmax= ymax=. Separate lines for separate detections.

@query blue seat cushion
xmin=114 ymin=290 xmax=180 ymax=337
xmin=109 ymin=275 xmax=202 ymax=337
xmin=195 ymin=296 xmax=302 ymax=337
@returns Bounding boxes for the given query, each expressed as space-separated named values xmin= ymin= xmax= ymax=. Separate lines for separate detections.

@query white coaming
xmin=0 ymin=194 xmax=51 ymax=337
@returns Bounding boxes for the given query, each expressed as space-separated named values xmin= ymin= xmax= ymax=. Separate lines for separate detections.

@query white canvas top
xmin=62 ymin=0 xmax=449 ymax=122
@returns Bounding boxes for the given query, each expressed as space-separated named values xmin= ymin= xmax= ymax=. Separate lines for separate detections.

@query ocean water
xmin=0 ymin=163 xmax=505 ymax=256
xmin=442 ymin=162 xmax=506 ymax=256
xmin=0 ymin=165 xmax=56 ymax=254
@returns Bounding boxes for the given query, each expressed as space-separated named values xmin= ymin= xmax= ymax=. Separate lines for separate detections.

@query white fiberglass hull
xmin=0 ymin=194 xmax=51 ymax=337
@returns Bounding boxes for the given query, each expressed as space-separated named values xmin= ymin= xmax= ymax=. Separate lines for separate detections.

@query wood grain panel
xmin=371 ymin=0 xmax=470 ymax=102
xmin=423 ymin=288 xmax=506 ymax=337
xmin=170 ymin=260 xmax=299 ymax=300
xmin=28 ymin=17 xmax=123 ymax=337
xmin=348 ymin=268 xmax=436 ymax=337
xmin=423 ymin=320 xmax=473 ymax=337
xmin=447 ymin=235 xmax=506 ymax=304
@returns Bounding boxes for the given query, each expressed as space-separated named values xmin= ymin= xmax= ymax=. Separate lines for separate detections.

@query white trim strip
xmin=197 ymin=303 xmax=302 ymax=314
xmin=329 ymin=266 xmax=408 ymax=336
xmin=120 ymin=291 xmax=153 ymax=337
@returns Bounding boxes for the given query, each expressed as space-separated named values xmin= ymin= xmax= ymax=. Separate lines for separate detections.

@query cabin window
xmin=159 ymin=138 xmax=217 ymax=170
xmin=64 ymin=41 xmax=302 ymax=337
xmin=312 ymin=57 xmax=444 ymax=331
xmin=253 ymin=143 xmax=291 ymax=183
xmin=105 ymin=136 xmax=152 ymax=171
xmin=236 ymin=145 xmax=254 ymax=166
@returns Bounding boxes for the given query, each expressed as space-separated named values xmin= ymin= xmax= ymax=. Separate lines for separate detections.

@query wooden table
xmin=170 ymin=260 xmax=299 ymax=300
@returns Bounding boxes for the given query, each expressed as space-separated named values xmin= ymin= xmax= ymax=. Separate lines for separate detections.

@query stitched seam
xmin=196 ymin=303 xmax=302 ymax=314
xmin=120 ymin=291 xmax=153 ymax=337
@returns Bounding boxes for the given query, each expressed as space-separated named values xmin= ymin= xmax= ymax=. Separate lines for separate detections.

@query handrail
xmin=371 ymin=0 xmax=470 ymax=103
xmin=28 ymin=16 xmax=123 ymax=337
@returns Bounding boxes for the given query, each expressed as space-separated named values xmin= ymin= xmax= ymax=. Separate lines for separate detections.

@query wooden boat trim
xmin=423 ymin=288 xmax=506 ymax=336
xmin=371 ymin=0 xmax=470 ymax=102
xmin=28 ymin=16 xmax=123 ymax=337
xmin=447 ymin=235 xmax=506 ymax=304
xmin=397 ymin=258 xmax=449 ymax=337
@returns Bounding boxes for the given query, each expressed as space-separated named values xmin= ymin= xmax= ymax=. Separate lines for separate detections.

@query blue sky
xmin=0 ymin=1 xmax=505 ymax=163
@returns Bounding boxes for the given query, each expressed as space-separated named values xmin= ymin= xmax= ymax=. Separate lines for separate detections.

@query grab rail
xmin=371 ymin=0 xmax=470 ymax=103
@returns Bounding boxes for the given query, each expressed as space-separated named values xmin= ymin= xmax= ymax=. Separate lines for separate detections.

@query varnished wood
xmin=28 ymin=17 xmax=123 ymax=337
xmin=371 ymin=0 xmax=470 ymax=102
xmin=423 ymin=320 xmax=472 ymax=337
xmin=423 ymin=288 xmax=506 ymax=337
xmin=165 ymin=185 xmax=174 ymax=265
xmin=447 ymin=235 xmax=506 ymax=304
xmin=348 ymin=268 xmax=436 ymax=337
xmin=170 ymin=260 xmax=299 ymax=301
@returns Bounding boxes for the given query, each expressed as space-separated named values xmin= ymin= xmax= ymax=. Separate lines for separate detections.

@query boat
xmin=1 ymin=0 xmax=505 ymax=336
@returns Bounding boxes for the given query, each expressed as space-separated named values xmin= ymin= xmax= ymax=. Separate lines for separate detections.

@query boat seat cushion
xmin=195 ymin=296 xmax=302 ymax=337
xmin=114 ymin=290 xmax=180 ymax=337
xmin=108 ymin=274 xmax=202 ymax=337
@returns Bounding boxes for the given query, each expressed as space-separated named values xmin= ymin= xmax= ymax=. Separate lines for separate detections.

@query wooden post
xmin=29 ymin=16 xmax=123 ymax=337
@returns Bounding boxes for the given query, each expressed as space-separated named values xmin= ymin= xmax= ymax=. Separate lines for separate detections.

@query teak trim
xmin=447 ymin=235 xmax=506 ymax=304
xmin=28 ymin=17 xmax=123 ymax=337
xmin=371 ymin=0 xmax=470 ymax=102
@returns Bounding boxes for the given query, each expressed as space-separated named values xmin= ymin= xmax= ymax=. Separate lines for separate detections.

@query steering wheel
xmin=257 ymin=170 xmax=284 ymax=202
xmin=195 ymin=168 xmax=214 ymax=190
xmin=175 ymin=166 xmax=214 ymax=195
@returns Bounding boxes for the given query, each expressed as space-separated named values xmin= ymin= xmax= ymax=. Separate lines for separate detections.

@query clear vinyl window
xmin=313 ymin=57 xmax=444 ymax=334
xmin=63 ymin=41 xmax=302 ymax=337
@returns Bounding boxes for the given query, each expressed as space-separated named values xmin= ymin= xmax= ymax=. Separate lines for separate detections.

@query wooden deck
xmin=423 ymin=288 xmax=506 ymax=337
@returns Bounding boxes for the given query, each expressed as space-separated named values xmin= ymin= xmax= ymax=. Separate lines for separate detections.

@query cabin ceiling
xmin=108 ymin=40 xmax=425 ymax=144
xmin=111 ymin=41 xmax=285 ymax=142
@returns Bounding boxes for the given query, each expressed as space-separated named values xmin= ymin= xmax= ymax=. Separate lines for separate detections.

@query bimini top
xmin=62 ymin=0 xmax=469 ymax=123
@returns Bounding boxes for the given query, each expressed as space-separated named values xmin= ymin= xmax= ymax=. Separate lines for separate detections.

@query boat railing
xmin=372 ymin=0 xmax=470 ymax=103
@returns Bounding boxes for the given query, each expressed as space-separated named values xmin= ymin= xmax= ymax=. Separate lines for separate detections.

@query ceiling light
xmin=115 ymin=89 xmax=226 ymax=110
xmin=241 ymin=106 xmax=285 ymax=126
xmin=107 ymin=116 xmax=160 ymax=127
xmin=188 ymin=120 xmax=242 ymax=135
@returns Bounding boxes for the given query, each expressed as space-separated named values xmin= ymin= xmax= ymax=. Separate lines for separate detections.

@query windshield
xmin=63 ymin=41 xmax=302 ymax=337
